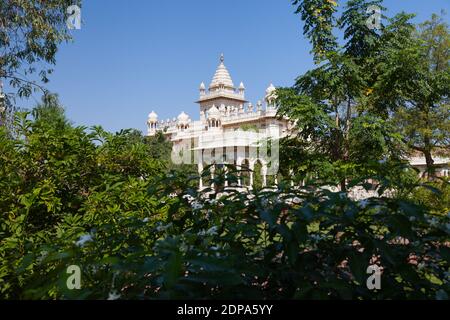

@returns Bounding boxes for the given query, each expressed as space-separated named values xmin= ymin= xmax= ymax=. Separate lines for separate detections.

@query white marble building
xmin=147 ymin=55 xmax=449 ymax=190
xmin=147 ymin=55 xmax=291 ymax=188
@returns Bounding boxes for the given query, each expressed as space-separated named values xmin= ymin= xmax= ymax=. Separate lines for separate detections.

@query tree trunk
xmin=332 ymin=103 xmax=341 ymax=161
xmin=344 ymin=98 xmax=352 ymax=160
xmin=339 ymin=98 xmax=352 ymax=192
xmin=423 ymin=148 xmax=435 ymax=180
xmin=423 ymin=108 xmax=435 ymax=179
xmin=340 ymin=179 xmax=347 ymax=192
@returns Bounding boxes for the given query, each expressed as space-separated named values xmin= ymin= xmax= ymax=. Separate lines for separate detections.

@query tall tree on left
xmin=0 ymin=0 xmax=82 ymax=112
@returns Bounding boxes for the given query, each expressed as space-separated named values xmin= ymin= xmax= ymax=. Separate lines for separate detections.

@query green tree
xmin=9 ymin=158 xmax=449 ymax=300
xmin=31 ymin=93 xmax=70 ymax=130
xmin=278 ymin=0 xmax=405 ymax=190
xmin=145 ymin=131 xmax=173 ymax=165
xmin=0 ymin=0 xmax=81 ymax=98
xmin=292 ymin=0 xmax=339 ymax=63
xmin=0 ymin=110 xmax=165 ymax=298
xmin=380 ymin=13 xmax=450 ymax=178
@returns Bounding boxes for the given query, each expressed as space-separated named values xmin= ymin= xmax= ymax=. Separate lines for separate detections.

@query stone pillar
xmin=211 ymin=165 xmax=215 ymax=189
xmin=197 ymin=150 xmax=203 ymax=190
xmin=224 ymin=165 xmax=229 ymax=187
xmin=249 ymin=162 xmax=254 ymax=188
xmin=198 ymin=150 xmax=203 ymax=190
xmin=199 ymin=172 xmax=203 ymax=189
xmin=262 ymin=165 xmax=267 ymax=187
xmin=236 ymin=156 xmax=244 ymax=187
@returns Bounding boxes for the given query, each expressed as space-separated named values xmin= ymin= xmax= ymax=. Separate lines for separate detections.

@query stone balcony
xmin=197 ymin=88 xmax=246 ymax=103
xmin=152 ymin=104 xmax=280 ymax=138
xmin=221 ymin=107 xmax=278 ymax=125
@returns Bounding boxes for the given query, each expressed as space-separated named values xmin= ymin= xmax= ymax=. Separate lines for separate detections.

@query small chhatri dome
xmin=199 ymin=82 xmax=206 ymax=90
xmin=148 ymin=111 xmax=158 ymax=122
xmin=265 ymin=83 xmax=277 ymax=102
xmin=239 ymin=82 xmax=245 ymax=90
xmin=266 ymin=83 xmax=276 ymax=95
xmin=177 ymin=111 xmax=190 ymax=123
xmin=208 ymin=105 xmax=221 ymax=119
xmin=209 ymin=54 xmax=235 ymax=90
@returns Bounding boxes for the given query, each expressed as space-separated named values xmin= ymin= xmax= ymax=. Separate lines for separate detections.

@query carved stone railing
xmin=199 ymin=89 xmax=245 ymax=102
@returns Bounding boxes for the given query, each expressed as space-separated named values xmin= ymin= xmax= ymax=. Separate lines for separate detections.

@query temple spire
xmin=196 ymin=54 xmax=247 ymax=104
xmin=209 ymin=53 xmax=234 ymax=90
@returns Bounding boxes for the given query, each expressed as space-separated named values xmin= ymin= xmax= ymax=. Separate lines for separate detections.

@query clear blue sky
xmin=14 ymin=0 xmax=450 ymax=133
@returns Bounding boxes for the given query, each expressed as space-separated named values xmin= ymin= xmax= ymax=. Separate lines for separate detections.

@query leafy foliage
xmin=385 ymin=13 xmax=450 ymax=176
xmin=0 ymin=0 xmax=82 ymax=98
xmin=0 ymin=108 xmax=165 ymax=298
xmin=292 ymin=0 xmax=339 ymax=63
xmin=0 ymin=110 xmax=449 ymax=300
xmin=7 ymin=171 xmax=450 ymax=299
xmin=280 ymin=1 xmax=449 ymax=189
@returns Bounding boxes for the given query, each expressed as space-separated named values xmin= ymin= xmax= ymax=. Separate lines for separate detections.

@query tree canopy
xmin=278 ymin=1 xmax=449 ymax=187
xmin=0 ymin=0 xmax=81 ymax=99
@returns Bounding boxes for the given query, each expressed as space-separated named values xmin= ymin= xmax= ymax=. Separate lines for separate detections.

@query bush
xmin=0 ymin=112 xmax=165 ymax=298
xmin=0 ymin=113 xmax=449 ymax=300
xmin=409 ymin=179 xmax=450 ymax=216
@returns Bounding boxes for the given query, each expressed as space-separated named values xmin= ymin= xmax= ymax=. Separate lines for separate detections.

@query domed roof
xmin=209 ymin=54 xmax=235 ymax=90
xmin=148 ymin=111 xmax=158 ymax=122
xmin=265 ymin=83 xmax=277 ymax=102
xmin=266 ymin=83 xmax=276 ymax=95
xmin=177 ymin=111 xmax=190 ymax=123
xmin=239 ymin=82 xmax=245 ymax=90
xmin=208 ymin=105 xmax=221 ymax=119
xmin=199 ymin=82 xmax=206 ymax=90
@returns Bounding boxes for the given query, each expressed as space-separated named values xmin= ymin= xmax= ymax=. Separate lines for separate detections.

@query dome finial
xmin=220 ymin=53 xmax=224 ymax=63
